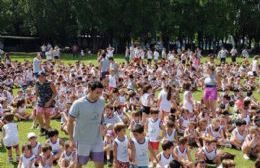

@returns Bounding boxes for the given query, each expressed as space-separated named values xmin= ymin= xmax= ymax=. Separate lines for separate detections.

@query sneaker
xmin=243 ymin=154 xmax=250 ymax=160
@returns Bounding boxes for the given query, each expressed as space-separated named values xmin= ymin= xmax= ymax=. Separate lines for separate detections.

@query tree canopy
xmin=0 ymin=0 xmax=259 ymax=51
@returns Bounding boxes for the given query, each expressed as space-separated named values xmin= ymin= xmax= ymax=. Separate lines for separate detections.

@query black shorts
xmin=54 ymin=56 xmax=59 ymax=59
xmin=141 ymin=106 xmax=150 ymax=115
xmin=220 ymin=58 xmax=226 ymax=63
xmin=205 ymin=158 xmax=215 ymax=164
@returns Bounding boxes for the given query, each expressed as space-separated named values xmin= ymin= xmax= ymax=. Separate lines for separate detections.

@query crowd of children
xmin=0 ymin=46 xmax=259 ymax=168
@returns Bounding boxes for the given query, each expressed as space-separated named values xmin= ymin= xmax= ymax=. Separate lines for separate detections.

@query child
xmin=103 ymin=104 xmax=122 ymax=126
xmin=196 ymin=138 xmax=222 ymax=166
xmin=230 ymin=119 xmax=247 ymax=149
xmin=60 ymin=102 xmax=72 ymax=134
xmin=2 ymin=113 xmax=20 ymax=162
xmin=113 ymin=123 xmax=130 ymax=168
xmin=241 ymin=126 xmax=260 ymax=160
xmin=156 ymin=141 xmax=174 ymax=168
xmin=182 ymin=82 xmax=194 ymax=113
xmin=206 ymin=118 xmax=231 ymax=147
xmin=46 ymin=129 xmax=63 ymax=163
xmin=18 ymin=144 xmax=36 ymax=168
xmin=162 ymin=120 xmax=177 ymax=144
xmin=184 ymin=122 xmax=201 ymax=147
xmin=13 ymin=99 xmax=30 ymax=120
xmin=27 ymin=132 xmax=41 ymax=157
xmin=104 ymin=130 xmax=115 ymax=166
xmin=178 ymin=108 xmax=191 ymax=134
xmin=129 ymin=111 xmax=142 ymax=131
xmin=146 ymin=109 xmax=164 ymax=163
xmin=58 ymin=141 xmax=76 ymax=168
xmin=130 ymin=124 xmax=159 ymax=168
xmin=39 ymin=143 xmax=53 ymax=168
xmin=173 ymin=137 xmax=193 ymax=168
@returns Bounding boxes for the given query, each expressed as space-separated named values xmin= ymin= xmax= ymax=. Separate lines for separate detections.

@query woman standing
xmin=203 ymin=65 xmax=218 ymax=117
xmin=35 ymin=71 xmax=57 ymax=135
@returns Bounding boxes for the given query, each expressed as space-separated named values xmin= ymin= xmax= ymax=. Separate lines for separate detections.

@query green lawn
xmin=0 ymin=54 xmax=258 ymax=168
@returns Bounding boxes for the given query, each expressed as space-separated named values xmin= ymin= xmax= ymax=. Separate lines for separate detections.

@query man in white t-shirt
xmin=106 ymin=46 xmax=114 ymax=58
xmin=154 ymin=50 xmax=160 ymax=63
xmin=218 ymin=47 xmax=228 ymax=64
xmin=230 ymin=47 xmax=238 ymax=63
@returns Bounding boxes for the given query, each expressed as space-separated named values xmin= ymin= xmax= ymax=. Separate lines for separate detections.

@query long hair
xmin=166 ymin=85 xmax=172 ymax=101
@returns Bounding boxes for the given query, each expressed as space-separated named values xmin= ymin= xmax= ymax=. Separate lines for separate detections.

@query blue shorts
xmin=76 ymin=142 xmax=104 ymax=165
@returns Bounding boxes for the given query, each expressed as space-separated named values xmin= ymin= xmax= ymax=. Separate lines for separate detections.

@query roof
xmin=0 ymin=35 xmax=39 ymax=40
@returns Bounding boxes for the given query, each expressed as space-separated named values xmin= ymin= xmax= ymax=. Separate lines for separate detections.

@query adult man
xmin=218 ymin=47 xmax=228 ymax=64
xmin=67 ymin=81 xmax=105 ymax=168
xmin=35 ymin=71 xmax=57 ymax=135
xmin=230 ymin=47 xmax=238 ymax=63
xmin=32 ymin=53 xmax=42 ymax=77
xmin=99 ymin=53 xmax=110 ymax=79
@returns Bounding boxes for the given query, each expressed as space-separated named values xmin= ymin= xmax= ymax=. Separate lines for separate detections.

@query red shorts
xmin=149 ymin=141 xmax=160 ymax=150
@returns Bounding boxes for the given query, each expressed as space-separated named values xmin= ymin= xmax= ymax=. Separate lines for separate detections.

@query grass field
xmin=0 ymin=53 xmax=258 ymax=168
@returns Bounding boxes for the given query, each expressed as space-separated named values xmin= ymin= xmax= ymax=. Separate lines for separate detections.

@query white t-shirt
xmin=183 ymin=91 xmax=193 ymax=113
xmin=132 ymin=138 xmax=149 ymax=167
xmin=33 ymin=57 xmax=41 ymax=73
xmin=158 ymin=89 xmax=171 ymax=113
xmin=218 ymin=49 xmax=228 ymax=58
xmin=147 ymin=50 xmax=153 ymax=59
xmin=114 ymin=136 xmax=129 ymax=162
xmin=230 ymin=48 xmax=237 ymax=56
xmin=147 ymin=118 xmax=161 ymax=142
xmin=154 ymin=51 xmax=159 ymax=60
xmin=108 ymin=75 xmax=117 ymax=88
xmin=3 ymin=123 xmax=19 ymax=147
xmin=252 ymin=60 xmax=258 ymax=72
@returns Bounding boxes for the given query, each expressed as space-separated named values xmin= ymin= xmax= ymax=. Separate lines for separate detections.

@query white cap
xmin=27 ymin=132 xmax=37 ymax=139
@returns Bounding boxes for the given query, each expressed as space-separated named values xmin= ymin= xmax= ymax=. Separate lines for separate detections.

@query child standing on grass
xmin=113 ymin=123 xmax=130 ymax=168
xmin=2 ymin=113 xmax=20 ymax=162
xmin=130 ymin=123 xmax=159 ymax=168
xmin=146 ymin=109 xmax=164 ymax=165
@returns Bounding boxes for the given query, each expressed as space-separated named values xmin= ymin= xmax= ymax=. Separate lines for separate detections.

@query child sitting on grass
xmin=58 ymin=141 xmax=76 ymax=168
xmin=156 ymin=141 xmax=174 ymax=168
xmin=18 ymin=143 xmax=36 ymax=168
xmin=13 ymin=99 xmax=30 ymax=120
xmin=46 ymin=129 xmax=64 ymax=163
xmin=2 ymin=113 xmax=20 ymax=162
